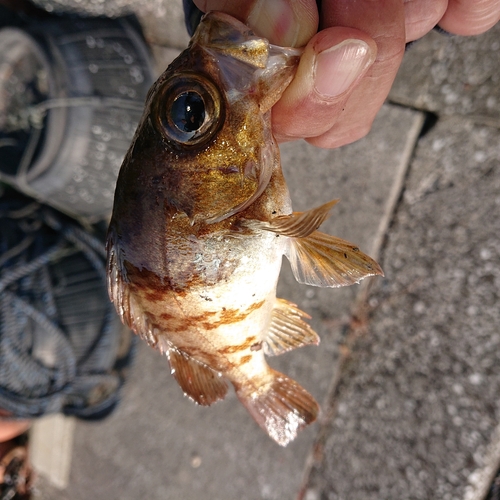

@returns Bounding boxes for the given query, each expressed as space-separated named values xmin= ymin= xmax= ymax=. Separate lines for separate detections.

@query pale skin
xmin=194 ymin=0 xmax=500 ymax=148
xmin=0 ymin=418 xmax=31 ymax=443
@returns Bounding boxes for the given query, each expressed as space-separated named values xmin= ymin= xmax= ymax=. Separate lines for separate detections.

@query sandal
xmin=0 ymin=433 xmax=34 ymax=500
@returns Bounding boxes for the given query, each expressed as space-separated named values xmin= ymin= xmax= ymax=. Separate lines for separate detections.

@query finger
xmin=309 ymin=0 xmax=406 ymax=148
xmin=193 ymin=0 xmax=319 ymax=47
xmin=439 ymin=0 xmax=500 ymax=35
xmin=272 ymin=27 xmax=377 ymax=142
xmin=404 ymin=0 xmax=448 ymax=42
xmin=0 ymin=419 xmax=32 ymax=442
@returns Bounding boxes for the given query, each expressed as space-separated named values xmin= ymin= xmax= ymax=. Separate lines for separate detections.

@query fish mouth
xmin=196 ymin=11 xmax=303 ymax=113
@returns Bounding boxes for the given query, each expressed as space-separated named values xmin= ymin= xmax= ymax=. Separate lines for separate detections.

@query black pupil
xmin=171 ymin=92 xmax=205 ymax=133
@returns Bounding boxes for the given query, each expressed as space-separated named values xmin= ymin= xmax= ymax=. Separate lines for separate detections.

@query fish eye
xmin=155 ymin=73 xmax=224 ymax=148
xmin=171 ymin=92 xmax=205 ymax=133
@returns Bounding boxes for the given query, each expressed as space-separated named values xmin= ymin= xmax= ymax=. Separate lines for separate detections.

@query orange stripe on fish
xmin=217 ymin=336 xmax=258 ymax=354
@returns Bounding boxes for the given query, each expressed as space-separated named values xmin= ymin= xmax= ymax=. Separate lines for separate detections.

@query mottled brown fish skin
xmin=109 ymin=164 xmax=291 ymax=375
xmin=107 ymin=12 xmax=383 ymax=446
xmin=107 ymin=13 xmax=307 ymax=446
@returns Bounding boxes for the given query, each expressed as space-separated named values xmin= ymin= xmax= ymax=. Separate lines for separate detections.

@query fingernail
xmin=314 ymin=40 xmax=372 ymax=97
xmin=247 ymin=0 xmax=300 ymax=47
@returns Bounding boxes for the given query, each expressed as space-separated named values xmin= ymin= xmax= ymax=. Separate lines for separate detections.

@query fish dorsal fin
xmin=285 ymin=230 xmax=384 ymax=288
xmin=244 ymin=199 xmax=339 ymax=238
xmin=264 ymin=298 xmax=320 ymax=356
xmin=235 ymin=368 xmax=319 ymax=446
xmin=168 ymin=349 xmax=228 ymax=406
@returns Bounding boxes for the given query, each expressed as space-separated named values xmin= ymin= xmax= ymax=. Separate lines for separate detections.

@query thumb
xmin=193 ymin=0 xmax=318 ymax=47
xmin=273 ymin=27 xmax=377 ymax=141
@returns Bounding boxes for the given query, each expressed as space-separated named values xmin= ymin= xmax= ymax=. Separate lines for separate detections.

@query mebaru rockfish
xmin=106 ymin=12 xmax=383 ymax=446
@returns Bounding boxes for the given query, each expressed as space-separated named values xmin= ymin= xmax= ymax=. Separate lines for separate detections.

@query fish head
xmin=113 ymin=11 xmax=301 ymax=225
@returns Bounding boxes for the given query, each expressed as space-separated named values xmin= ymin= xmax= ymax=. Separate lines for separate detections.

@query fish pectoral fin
xmin=264 ymin=298 xmax=320 ymax=356
xmin=168 ymin=349 xmax=228 ymax=406
xmin=235 ymin=369 xmax=319 ymax=446
xmin=107 ymin=235 xmax=150 ymax=340
xmin=107 ymin=235 xmax=129 ymax=325
xmin=243 ymin=199 xmax=339 ymax=238
xmin=285 ymin=230 xmax=384 ymax=288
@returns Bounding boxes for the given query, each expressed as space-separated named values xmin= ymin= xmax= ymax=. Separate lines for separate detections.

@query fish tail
xmin=235 ymin=369 xmax=319 ymax=446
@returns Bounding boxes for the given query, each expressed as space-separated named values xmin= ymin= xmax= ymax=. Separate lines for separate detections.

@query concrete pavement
xmin=30 ymin=2 xmax=500 ymax=499
xmin=302 ymin=25 xmax=500 ymax=500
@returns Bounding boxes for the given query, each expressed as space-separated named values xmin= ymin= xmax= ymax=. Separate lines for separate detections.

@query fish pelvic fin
xmin=235 ymin=369 xmax=319 ymax=446
xmin=264 ymin=298 xmax=319 ymax=356
xmin=168 ymin=348 xmax=228 ymax=406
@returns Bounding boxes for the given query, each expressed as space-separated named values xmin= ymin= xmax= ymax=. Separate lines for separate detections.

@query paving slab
xmin=389 ymin=23 xmax=500 ymax=126
xmin=302 ymin=115 xmax=500 ymax=500
xmin=34 ymin=103 xmax=424 ymax=500
xmin=31 ymin=415 xmax=75 ymax=489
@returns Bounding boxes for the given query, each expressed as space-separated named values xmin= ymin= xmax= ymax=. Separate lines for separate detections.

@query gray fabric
xmin=0 ymin=192 xmax=134 ymax=420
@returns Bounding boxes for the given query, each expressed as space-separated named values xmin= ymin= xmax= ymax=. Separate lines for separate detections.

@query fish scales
xmin=106 ymin=12 xmax=383 ymax=446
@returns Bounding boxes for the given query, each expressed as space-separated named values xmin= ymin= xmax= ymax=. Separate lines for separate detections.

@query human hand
xmin=0 ymin=410 xmax=31 ymax=442
xmin=194 ymin=0 xmax=500 ymax=148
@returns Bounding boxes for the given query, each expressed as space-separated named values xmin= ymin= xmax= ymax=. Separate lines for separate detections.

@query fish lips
xmin=197 ymin=12 xmax=302 ymax=112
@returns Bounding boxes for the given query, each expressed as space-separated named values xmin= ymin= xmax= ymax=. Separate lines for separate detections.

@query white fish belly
xmin=154 ymin=229 xmax=287 ymax=373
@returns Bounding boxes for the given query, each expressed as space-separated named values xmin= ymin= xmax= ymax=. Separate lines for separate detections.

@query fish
xmin=106 ymin=11 xmax=383 ymax=446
